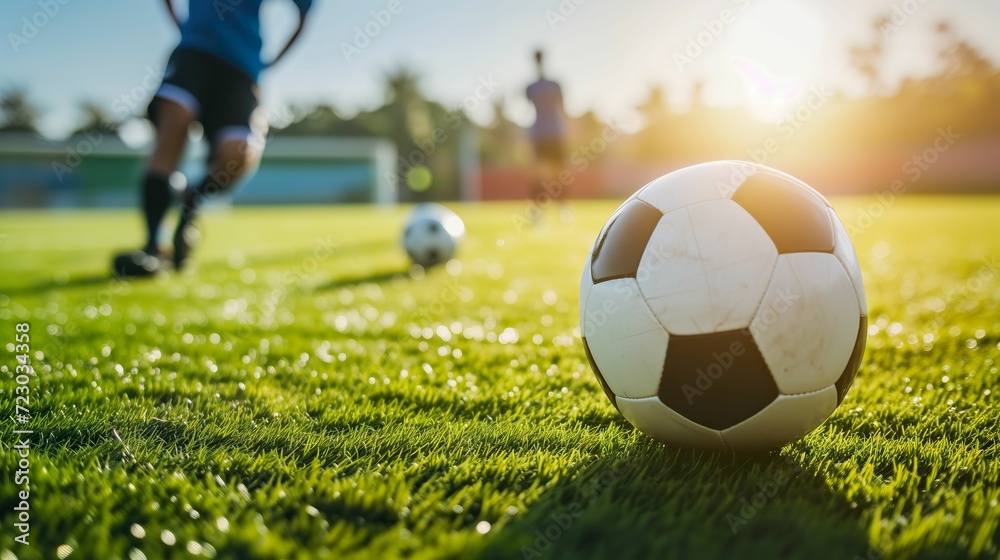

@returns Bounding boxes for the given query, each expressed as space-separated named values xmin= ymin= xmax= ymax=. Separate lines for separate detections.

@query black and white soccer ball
xmin=580 ymin=161 xmax=867 ymax=453
xmin=403 ymin=204 xmax=466 ymax=268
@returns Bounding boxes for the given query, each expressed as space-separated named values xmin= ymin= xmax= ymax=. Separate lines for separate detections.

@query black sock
xmin=142 ymin=172 xmax=172 ymax=253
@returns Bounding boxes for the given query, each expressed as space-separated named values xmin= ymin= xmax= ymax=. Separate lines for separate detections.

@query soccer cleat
xmin=112 ymin=249 xmax=165 ymax=279
xmin=172 ymin=219 xmax=200 ymax=271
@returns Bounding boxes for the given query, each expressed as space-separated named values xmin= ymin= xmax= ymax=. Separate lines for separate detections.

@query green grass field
xmin=1 ymin=198 xmax=999 ymax=560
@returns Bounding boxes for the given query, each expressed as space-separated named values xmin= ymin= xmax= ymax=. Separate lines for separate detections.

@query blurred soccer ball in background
xmin=403 ymin=203 xmax=466 ymax=268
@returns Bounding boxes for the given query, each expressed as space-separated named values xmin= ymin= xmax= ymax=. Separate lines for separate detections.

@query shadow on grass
xmin=1 ymin=273 xmax=115 ymax=296
xmin=235 ymin=239 xmax=397 ymax=270
xmin=476 ymin=441 xmax=874 ymax=560
xmin=316 ymin=270 xmax=411 ymax=291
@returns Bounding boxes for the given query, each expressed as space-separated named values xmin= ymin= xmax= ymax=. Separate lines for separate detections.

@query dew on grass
xmin=128 ymin=550 xmax=147 ymax=560
xmin=436 ymin=325 xmax=452 ymax=341
xmin=487 ymin=263 xmax=504 ymax=279
xmin=57 ymin=544 xmax=73 ymax=558
xmin=186 ymin=542 xmax=203 ymax=555
xmin=498 ymin=328 xmax=519 ymax=344
xmin=160 ymin=530 xmax=176 ymax=546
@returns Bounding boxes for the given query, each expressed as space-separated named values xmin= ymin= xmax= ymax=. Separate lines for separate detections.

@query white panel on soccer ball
xmin=751 ymin=253 xmax=860 ymax=395
xmin=580 ymin=254 xmax=594 ymax=326
xmin=829 ymin=209 xmax=867 ymax=314
xmin=721 ymin=386 xmax=838 ymax=452
xmin=583 ymin=278 xmax=668 ymax=398
xmin=637 ymin=200 xmax=778 ymax=336
xmin=636 ymin=161 xmax=755 ymax=214
xmin=617 ymin=396 xmax=726 ymax=450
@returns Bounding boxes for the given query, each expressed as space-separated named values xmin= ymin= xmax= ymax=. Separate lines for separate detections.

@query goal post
xmin=238 ymin=136 xmax=398 ymax=206
xmin=0 ymin=132 xmax=399 ymax=208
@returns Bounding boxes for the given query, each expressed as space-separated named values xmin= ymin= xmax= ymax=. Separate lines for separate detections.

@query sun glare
xmin=725 ymin=0 xmax=828 ymax=121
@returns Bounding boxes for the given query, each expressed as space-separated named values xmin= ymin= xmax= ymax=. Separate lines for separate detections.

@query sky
xmin=2 ymin=0 xmax=1000 ymax=138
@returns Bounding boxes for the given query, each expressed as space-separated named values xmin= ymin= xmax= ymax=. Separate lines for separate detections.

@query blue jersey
xmin=526 ymin=78 xmax=565 ymax=141
xmin=178 ymin=0 xmax=313 ymax=82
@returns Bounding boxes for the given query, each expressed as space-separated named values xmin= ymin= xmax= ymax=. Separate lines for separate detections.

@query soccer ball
xmin=580 ymin=161 xmax=867 ymax=453
xmin=403 ymin=204 xmax=465 ymax=268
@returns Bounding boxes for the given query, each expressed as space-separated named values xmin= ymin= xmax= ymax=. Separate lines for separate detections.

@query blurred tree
xmin=276 ymin=67 xmax=468 ymax=200
xmin=71 ymin=102 xmax=119 ymax=136
xmin=934 ymin=21 xmax=995 ymax=79
xmin=479 ymin=96 xmax=530 ymax=166
xmin=848 ymin=18 xmax=887 ymax=94
xmin=0 ymin=88 xmax=39 ymax=133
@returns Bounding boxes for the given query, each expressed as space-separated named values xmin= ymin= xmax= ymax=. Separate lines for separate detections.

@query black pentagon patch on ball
xmin=731 ymin=171 xmax=834 ymax=254
xmin=591 ymin=199 xmax=663 ymax=283
xmin=583 ymin=337 xmax=620 ymax=412
xmin=835 ymin=315 xmax=868 ymax=404
xmin=658 ymin=330 xmax=779 ymax=431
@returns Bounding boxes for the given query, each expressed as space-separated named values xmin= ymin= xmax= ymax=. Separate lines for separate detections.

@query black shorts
xmin=148 ymin=47 xmax=264 ymax=152
xmin=534 ymin=139 xmax=566 ymax=165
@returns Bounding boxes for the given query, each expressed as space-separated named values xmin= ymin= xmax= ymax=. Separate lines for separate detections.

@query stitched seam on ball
xmin=783 ymin=386 xmax=837 ymax=397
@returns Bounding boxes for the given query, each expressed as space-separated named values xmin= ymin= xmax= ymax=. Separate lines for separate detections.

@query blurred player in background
xmin=114 ymin=0 xmax=313 ymax=278
xmin=525 ymin=49 xmax=568 ymax=218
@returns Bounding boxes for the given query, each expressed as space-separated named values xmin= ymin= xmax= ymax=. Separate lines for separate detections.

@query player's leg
xmin=530 ymin=140 xmax=564 ymax=223
xmin=171 ymin=52 xmax=265 ymax=270
xmin=143 ymin=98 xmax=194 ymax=252
xmin=174 ymin=117 xmax=267 ymax=270
xmin=113 ymin=54 xmax=201 ymax=278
